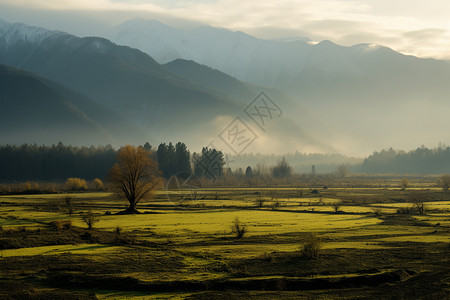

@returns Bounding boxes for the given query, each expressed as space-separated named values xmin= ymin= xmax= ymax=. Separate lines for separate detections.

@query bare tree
xmin=109 ymin=145 xmax=161 ymax=214
xmin=332 ymin=200 xmax=343 ymax=213
xmin=231 ymin=217 xmax=247 ymax=238
xmin=411 ymin=192 xmax=426 ymax=215
xmin=81 ymin=211 xmax=99 ymax=230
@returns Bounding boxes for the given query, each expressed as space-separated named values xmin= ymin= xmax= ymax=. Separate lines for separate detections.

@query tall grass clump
xmin=300 ymin=233 xmax=322 ymax=259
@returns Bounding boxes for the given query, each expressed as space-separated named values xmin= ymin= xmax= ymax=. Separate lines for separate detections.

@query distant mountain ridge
xmin=106 ymin=19 xmax=312 ymax=88
xmin=105 ymin=19 xmax=450 ymax=154
xmin=0 ymin=19 xmax=331 ymax=153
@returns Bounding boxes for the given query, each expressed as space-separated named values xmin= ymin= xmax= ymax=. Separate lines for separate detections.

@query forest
xmin=1 ymin=143 xmax=450 ymax=182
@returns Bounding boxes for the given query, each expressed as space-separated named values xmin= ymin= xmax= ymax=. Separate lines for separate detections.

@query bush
xmin=332 ymin=201 xmax=342 ymax=213
xmin=51 ymin=220 xmax=63 ymax=230
xmin=397 ymin=206 xmax=413 ymax=214
xmin=231 ymin=217 xmax=247 ymax=239
xmin=300 ymin=233 xmax=322 ymax=259
xmin=273 ymin=199 xmax=281 ymax=208
xmin=372 ymin=207 xmax=383 ymax=216
xmin=401 ymin=178 xmax=408 ymax=190
xmin=51 ymin=220 xmax=72 ymax=230
xmin=65 ymin=178 xmax=88 ymax=191
xmin=115 ymin=226 xmax=122 ymax=235
xmin=81 ymin=211 xmax=99 ymax=230
xmin=255 ymin=196 xmax=265 ymax=207
xmin=91 ymin=178 xmax=104 ymax=190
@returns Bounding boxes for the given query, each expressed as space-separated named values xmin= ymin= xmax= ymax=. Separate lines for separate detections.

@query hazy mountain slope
xmin=107 ymin=19 xmax=311 ymax=88
xmin=105 ymin=19 xmax=450 ymax=154
xmin=164 ymin=59 xmax=254 ymax=103
xmin=288 ymin=40 xmax=450 ymax=153
xmin=0 ymin=20 xmax=331 ymax=153
xmin=107 ymin=19 xmax=450 ymax=98
xmin=0 ymin=64 xmax=139 ymax=145
xmin=162 ymin=59 xmax=327 ymax=149
xmin=0 ymin=20 xmax=240 ymax=142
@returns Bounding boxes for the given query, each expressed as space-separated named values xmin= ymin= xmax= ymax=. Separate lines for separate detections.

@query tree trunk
xmin=116 ymin=202 xmax=140 ymax=214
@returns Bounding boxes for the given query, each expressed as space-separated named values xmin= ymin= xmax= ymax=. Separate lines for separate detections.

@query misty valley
xmin=0 ymin=14 xmax=449 ymax=300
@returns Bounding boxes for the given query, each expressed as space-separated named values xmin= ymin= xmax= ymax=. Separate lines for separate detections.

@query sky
xmin=0 ymin=0 xmax=449 ymax=60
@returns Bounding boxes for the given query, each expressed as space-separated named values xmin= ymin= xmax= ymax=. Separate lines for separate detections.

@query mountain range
xmin=0 ymin=19 xmax=328 ymax=153
xmin=1 ymin=18 xmax=450 ymax=155
xmin=106 ymin=19 xmax=450 ymax=154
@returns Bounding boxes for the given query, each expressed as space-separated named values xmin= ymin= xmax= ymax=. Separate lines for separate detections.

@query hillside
xmin=0 ymin=64 xmax=142 ymax=145
xmin=0 ymin=19 xmax=331 ymax=153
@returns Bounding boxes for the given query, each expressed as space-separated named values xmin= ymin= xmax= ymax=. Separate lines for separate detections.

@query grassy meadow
xmin=1 ymin=184 xmax=449 ymax=299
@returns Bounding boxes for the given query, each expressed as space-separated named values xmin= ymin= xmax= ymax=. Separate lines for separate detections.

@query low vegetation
xmin=65 ymin=177 xmax=88 ymax=191
xmin=81 ymin=211 xmax=99 ymax=230
xmin=300 ymin=233 xmax=322 ymax=259
xmin=231 ymin=217 xmax=247 ymax=239
xmin=1 ymin=180 xmax=449 ymax=298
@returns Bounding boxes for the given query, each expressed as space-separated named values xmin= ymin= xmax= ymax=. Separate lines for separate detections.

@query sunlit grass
xmin=0 ymin=243 xmax=120 ymax=257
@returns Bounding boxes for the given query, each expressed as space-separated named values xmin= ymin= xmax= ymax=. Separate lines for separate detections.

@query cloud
xmin=0 ymin=0 xmax=449 ymax=59
xmin=403 ymin=28 xmax=448 ymax=42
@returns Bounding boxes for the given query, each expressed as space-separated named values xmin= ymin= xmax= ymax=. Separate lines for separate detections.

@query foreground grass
xmin=0 ymin=188 xmax=449 ymax=299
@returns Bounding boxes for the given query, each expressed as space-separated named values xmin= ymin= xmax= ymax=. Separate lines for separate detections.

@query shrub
xmin=401 ymin=178 xmax=408 ymax=190
xmin=63 ymin=220 xmax=72 ymax=230
xmin=81 ymin=211 xmax=99 ymax=230
xmin=397 ymin=206 xmax=413 ymax=214
xmin=231 ymin=217 xmax=246 ymax=239
xmin=51 ymin=220 xmax=72 ymax=230
xmin=51 ymin=220 xmax=63 ymax=230
xmin=91 ymin=178 xmax=104 ymax=191
xmin=255 ymin=196 xmax=265 ymax=207
xmin=300 ymin=233 xmax=322 ymax=259
xmin=273 ymin=199 xmax=281 ymax=208
xmin=65 ymin=178 xmax=88 ymax=191
xmin=115 ymin=226 xmax=122 ymax=235
xmin=332 ymin=201 xmax=342 ymax=213
xmin=261 ymin=252 xmax=274 ymax=262
xmin=372 ymin=207 xmax=383 ymax=216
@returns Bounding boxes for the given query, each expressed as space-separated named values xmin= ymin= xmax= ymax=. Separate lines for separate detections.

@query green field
xmin=1 ymin=187 xmax=449 ymax=299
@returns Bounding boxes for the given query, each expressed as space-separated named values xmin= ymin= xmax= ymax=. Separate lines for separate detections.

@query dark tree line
xmin=361 ymin=146 xmax=450 ymax=174
xmin=156 ymin=142 xmax=191 ymax=178
xmin=0 ymin=142 xmax=228 ymax=182
xmin=156 ymin=144 xmax=227 ymax=179
xmin=193 ymin=147 xmax=226 ymax=179
xmin=0 ymin=143 xmax=116 ymax=181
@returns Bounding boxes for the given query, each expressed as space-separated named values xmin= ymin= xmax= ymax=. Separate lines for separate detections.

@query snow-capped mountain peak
xmin=0 ymin=19 xmax=64 ymax=47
